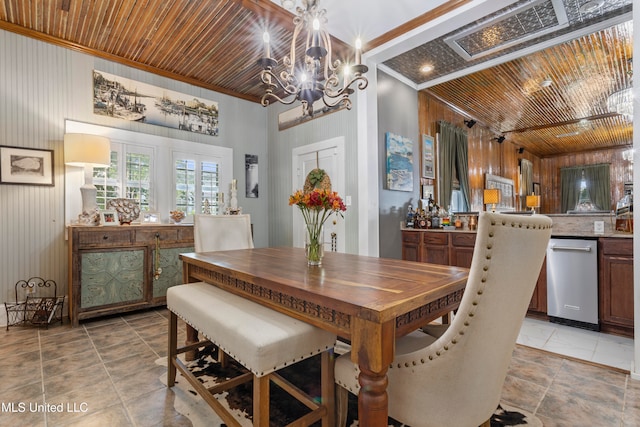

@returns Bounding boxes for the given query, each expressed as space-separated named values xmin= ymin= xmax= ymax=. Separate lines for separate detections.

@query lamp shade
xmin=526 ymin=194 xmax=541 ymax=209
xmin=64 ymin=134 xmax=111 ymax=167
xmin=483 ymin=188 xmax=501 ymax=205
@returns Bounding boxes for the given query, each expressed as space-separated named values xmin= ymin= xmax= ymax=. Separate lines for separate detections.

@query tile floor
xmin=0 ymin=308 xmax=638 ymax=426
xmin=518 ymin=317 xmax=635 ymax=372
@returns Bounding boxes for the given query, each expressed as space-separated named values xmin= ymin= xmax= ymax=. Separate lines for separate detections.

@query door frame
xmin=292 ymin=136 xmax=346 ymax=252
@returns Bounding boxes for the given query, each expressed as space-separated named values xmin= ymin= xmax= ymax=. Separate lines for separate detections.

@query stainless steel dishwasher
xmin=546 ymin=238 xmax=599 ymax=331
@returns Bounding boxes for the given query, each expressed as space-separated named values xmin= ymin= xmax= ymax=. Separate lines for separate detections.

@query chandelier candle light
xmin=289 ymin=187 xmax=346 ymax=266
xmin=257 ymin=0 xmax=368 ymax=117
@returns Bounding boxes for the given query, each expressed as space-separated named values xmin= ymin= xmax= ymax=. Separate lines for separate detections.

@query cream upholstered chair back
xmin=335 ymin=212 xmax=552 ymax=427
xmin=194 ymin=214 xmax=254 ymax=252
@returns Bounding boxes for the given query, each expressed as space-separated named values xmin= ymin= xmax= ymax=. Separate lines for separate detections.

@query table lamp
xmin=64 ymin=133 xmax=111 ymax=225
xmin=483 ymin=188 xmax=501 ymax=212
xmin=526 ymin=193 xmax=541 ymax=214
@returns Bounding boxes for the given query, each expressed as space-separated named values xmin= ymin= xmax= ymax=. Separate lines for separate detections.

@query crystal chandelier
xmin=607 ymin=88 xmax=633 ymax=120
xmin=257 ymin=0 xmax=368 ymax=117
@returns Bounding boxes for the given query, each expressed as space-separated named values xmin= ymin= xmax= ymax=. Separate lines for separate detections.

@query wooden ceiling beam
xmin=366 ymin=0 xmax=472 ymax=51
xmin=503 ymin=113 xmax=622 ymax=134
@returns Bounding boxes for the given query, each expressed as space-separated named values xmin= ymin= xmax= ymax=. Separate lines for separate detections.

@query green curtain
xmin=560 ymin=164 xmax=611 ymax=212
xmin=438 ymin=121 xmax=470 ymax=210
xmin=520 ymin=159 xmax=533 ymax=195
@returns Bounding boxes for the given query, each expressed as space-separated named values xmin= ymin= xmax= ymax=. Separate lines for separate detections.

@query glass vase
xmin=305 ymin=223 xmax=324 ymax=266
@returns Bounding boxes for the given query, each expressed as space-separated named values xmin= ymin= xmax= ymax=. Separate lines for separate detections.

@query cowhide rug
xmin=156 ymin=346 xmax=542 ymax=427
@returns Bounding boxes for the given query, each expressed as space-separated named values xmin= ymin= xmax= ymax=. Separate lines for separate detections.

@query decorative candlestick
xmin=230 ymin=187 xmax=238 ymax=210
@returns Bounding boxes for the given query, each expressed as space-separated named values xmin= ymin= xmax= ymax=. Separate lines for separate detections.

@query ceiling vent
xmin=445 ymin=0 xmax=568 ymax=61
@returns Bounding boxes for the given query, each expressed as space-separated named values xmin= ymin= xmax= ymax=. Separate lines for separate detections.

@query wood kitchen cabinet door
xmin=599 ymin=238 xmax=633 ymax=337
xmin=450 ymin=233 xmax=476 ymax=268
xmin=423 ymin=232 xmax=449 ymax=265
xmin=401 ymin=231 xmax=422 ymax=262
xmin=527 ymin=258 xmax=547 ymax=315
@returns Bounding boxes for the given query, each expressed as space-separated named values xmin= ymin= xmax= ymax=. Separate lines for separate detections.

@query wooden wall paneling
xmin=418 ymin=93 xmax=630 ymax=215
xmin=418 ymin=93 xmax=543 ymax=212
xmin=540 ymin=147 xmax=631 ymax=213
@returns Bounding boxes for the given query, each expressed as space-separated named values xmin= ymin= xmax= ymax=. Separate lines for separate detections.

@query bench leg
xmin=185 ymin=323 xmax=199 ymax=361
xmin=253 ymin=375 xmax=270 ymax=427
xmin=168 ymin=311 xmax=178 ymax=387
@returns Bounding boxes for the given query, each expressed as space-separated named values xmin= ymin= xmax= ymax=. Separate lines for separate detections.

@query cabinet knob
xmin=103 ymin=235 xmax=109 ymax=240
xmin=155 ymin=233 xmax=160 ymax=238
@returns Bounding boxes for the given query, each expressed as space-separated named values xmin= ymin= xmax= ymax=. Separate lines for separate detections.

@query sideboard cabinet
xmin=67 ymin=224 xmax=194 ymax=326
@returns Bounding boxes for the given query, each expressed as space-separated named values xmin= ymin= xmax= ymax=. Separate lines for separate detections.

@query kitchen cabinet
xmin=449 ymin=233 xmax=475 ymax=268
xmin=401 ymin=231 xmax=422 ymax=262
xmin=401 ymin=229 xmax=547 ymax=315
xmin=527 ymin=258 xmax=547 ymax=316
xmin=599 ymin=238 xmax=634 ymax=337
xmin=67 ymin=224 xmax=194 ymax=326
xmin=423 ymin=232 xmax=450 ymax=265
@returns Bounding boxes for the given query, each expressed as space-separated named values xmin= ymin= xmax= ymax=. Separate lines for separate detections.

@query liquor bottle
xmin=406 ymin=205 xmax=414 ymax=228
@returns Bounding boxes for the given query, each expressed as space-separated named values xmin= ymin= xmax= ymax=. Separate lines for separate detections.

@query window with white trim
xmin=64 ymin=119 xmax=234 ymax=226
xmin=174 ymin=153 xmax=222 ymax=215
xmin=94 ymin=142 xmax=154 ymax=211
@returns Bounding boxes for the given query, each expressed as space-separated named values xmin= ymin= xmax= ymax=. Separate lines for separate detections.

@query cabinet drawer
xmin=402 ymin=231 xmax=420 ymax=243
xmin=451 ymin=233 xmax=476 ymax=247
xmin=600 ymin=238 xmax=632 ymax=256
xmin=177 ymin=226 xmax=194 ymax=241
xmin=135 ymin=229 xmax=179 ymax=243
xmin=78 ymin=230 xmax=133 ymax=246
xmin=423 ymin=233 xmax=448 ymax=245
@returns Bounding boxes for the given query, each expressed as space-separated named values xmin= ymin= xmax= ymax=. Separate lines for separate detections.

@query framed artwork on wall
xmin=485 ymin=173 xmax=516 ymax=211
xmin=385 ymin=132 xmax=413 ymax=192
xmin=422 ymin=134 xmax=435 ymax=179
xmin=245 ymin=154 xmax=259 ymax=198
xmin=93 ymin=70 xmax=219 ymax=136
xmin=0 ymin=146 xmax=54 ymax=186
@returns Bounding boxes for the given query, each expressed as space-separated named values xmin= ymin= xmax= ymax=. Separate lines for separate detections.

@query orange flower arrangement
xmin=289 ymin=188 xmax=346 ymax=265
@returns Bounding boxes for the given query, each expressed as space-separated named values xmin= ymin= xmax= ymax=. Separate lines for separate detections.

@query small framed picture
xmin=422 ymin=134 xmax=435 ymax=179
xmin=100 ymin=210 xmax=119 ymax=226
xmin=142 ymin=211 xmax=160 ymax=224
xmin=0 ymin=145 xmax=54 ymax=186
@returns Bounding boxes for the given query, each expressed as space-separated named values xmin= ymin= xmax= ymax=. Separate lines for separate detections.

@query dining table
xmin=180 ymin=247 xmax=469 ymax=427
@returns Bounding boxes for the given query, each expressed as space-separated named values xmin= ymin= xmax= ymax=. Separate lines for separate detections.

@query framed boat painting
xmin=0 ymin=146 xmax=54 ymax=186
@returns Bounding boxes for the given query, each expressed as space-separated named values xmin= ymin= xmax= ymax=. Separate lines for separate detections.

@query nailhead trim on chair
xmin=336 ymin=216 xmax=552 ymax=392
xmin=387 ymin=217 xmax=552 ymax=370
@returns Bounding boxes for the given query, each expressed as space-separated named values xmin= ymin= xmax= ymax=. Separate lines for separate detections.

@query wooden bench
xmin=167 ymin=282 xmax=337 ymax=427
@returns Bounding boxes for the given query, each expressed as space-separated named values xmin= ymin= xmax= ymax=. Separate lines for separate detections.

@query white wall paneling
xmin=0 ymin=29 xmax=268 ymax=326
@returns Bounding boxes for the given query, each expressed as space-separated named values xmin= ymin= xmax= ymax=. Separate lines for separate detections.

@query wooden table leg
xmin=351 ymin=318 xmax=395 ymax=427
xmin=358 ymin=366 xmax=389 ymax=426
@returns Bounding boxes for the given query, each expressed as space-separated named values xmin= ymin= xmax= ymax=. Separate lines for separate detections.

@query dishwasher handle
xmin=549 ymin=245 xmax=592 ymax=252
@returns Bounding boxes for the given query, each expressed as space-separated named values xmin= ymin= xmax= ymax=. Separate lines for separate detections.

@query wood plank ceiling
xmin=0 ymin=0 xmax=633 ymax=158
xmin=0 ymin=0 xmax=352 ymax=103
xmin=426 ymin=20 xmax=634 ymax=157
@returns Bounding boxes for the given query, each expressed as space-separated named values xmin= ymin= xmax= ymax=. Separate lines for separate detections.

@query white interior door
xmin=292 ymin=137 xmax=345 ymax=253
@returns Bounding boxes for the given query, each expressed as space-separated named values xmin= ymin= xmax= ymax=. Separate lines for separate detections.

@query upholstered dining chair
xmin=334 ymin=211 xmax=552 ymax=427
xmin=187 ymin=214 xmax=255 ymax=362
xmin=194 ymin=214 xmax=254 ymax=252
